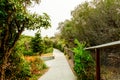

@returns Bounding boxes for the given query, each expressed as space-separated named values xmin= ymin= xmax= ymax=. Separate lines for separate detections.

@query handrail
xmin=85 ymin=40 xmax=120 ymax=80
xmin=85 ymin=40 xmax=120 ymax=50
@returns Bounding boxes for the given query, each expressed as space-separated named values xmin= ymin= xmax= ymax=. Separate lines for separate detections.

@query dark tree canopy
xmin=31 ymin=31 xmax=43 ymax=54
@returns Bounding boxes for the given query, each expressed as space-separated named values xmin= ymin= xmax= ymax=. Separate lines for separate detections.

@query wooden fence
xmin=64 ymin=41 xmax=120 ymax=80
xmin=85 ymin=41 xmax=120 ymax=80
xmin=64 ymin=47 xmax=74 ymax=64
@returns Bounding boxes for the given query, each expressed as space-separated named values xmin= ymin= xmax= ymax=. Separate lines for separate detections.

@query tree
xmin=58 ymin=0 xmax=120 ymax=47
xmin=31 ymin=31 xmax=43 ymax=55
xmin=84 ymin=0 xmax=120 ymax=45
xmin=0 ymin=0 xmax=51 ymax=79
xmin=58 ymin=20 xmax=75 ymax=48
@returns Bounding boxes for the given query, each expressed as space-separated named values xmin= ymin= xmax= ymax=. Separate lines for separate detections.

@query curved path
xmin=38 ymin=49 xmax=77 ymax=80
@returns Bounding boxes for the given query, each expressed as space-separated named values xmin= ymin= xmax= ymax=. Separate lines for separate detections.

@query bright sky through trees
xmin=22 ymin=0 xmax=91 ymax=37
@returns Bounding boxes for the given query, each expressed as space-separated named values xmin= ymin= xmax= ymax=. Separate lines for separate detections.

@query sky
xmin=22 ymin=0 xmax=91 ymax=37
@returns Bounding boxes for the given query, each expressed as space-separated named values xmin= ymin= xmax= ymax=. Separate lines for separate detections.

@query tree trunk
xmin=0 ymin=50 xmax=11 ymax=80
xmin=0 ymin=31 xmax=22 ymax=80
xmin=1 ymin=56 xmax=7 ymax=80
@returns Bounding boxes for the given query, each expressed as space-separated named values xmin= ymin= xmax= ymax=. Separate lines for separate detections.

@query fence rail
xmin=85 ymin=41 xmax=120 ymax=49
xmin=64 ymin=41 xmax=120 ymax=80
xmin=85 ymin=41 xmax=120 ymax=80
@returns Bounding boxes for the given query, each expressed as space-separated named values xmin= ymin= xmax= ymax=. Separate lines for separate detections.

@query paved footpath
xmin=38 ymin=49 xmax=77 ymax=80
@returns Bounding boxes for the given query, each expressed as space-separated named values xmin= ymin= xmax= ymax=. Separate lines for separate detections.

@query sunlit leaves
xmin=73 ymin=39 xmax=95 ymax=80
xmin=26 ymin=13 xmax=51 ymax=30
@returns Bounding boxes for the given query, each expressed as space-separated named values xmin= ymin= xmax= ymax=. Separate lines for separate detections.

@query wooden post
xmin=85 ymin=41 xmax=120 ymax=80
xmin=95 ymin=49 xmax=100 ymax=80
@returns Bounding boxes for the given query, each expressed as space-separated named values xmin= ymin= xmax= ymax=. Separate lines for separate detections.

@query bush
xmin=73 ymin=39 xmax=95 ymax=80
xmin=26 ymin=56 xmax=47 ymax=80
xmin=30 ymin=57 xmax=47 ymax=73
xmin=4 ymin=35 xmax=48 ymax=80
xmin=42 ymin=37 xmax=53 ymax=53
xmin=16 ymin=35 xmax=34 ymax=56
xmin=5 ymin=50 xmax=31 ymax=80
xmin=44 ymin=47 xmax=53 ymax=53
xmin=53 ymin=39 xmax=65 ymax=52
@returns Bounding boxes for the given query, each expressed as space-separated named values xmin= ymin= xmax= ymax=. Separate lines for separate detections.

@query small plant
xmin=73 ymin=39 xmax=95 ymax=80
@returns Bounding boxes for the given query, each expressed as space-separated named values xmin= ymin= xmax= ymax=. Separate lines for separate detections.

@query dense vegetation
xmin=0 ymin=0 xmax=119 ymax=79
xmin=43 ymin=36 xmax=53 ymax=53
xmin=16 ymin=35 xmax=33 ymax=55
xmin=56 ymin=0 xmax=120 ymax=79
xmin=31 ymin=31 xmax=53 ymax=55
xmin=0 ymin=0 xmax=51 ymax=79
xmin=58 ymin=0 xmax=120 ymax=48
xmin=31 ymin=31 xmax=44 ymax=55
xmin=4 ymin=33 xmax=53 ymax=79
xmin=6 ymin=50 xmax=31 ymax=80
xmin=52 ymin=36 xmax=65 ymax=52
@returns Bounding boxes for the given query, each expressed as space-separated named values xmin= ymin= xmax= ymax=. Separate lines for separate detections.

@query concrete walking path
xmin=38 ymin=49 xmax=77 ymax=80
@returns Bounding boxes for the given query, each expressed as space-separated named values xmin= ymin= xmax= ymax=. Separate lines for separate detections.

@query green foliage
xmin=58 ymin=0 xmax=120 ymax=47
xmin=58 ymin=20 xmax=74 ymax=43
xmin=30 ymin=32 xmax=54 ymax=55
xmin=5 ymin=50 xmax=31 ymax=80
xmin=0 ymin=0 xmax=51 ymax=79
xmin=43 ymin=36 xmax=53 ymax=53
xmin=53 ymin=38 xmax=65 ymax=52
xmin=4 ymin=34 xmax=50 ymax=79
xmin=31 ymin=31 xmax=44 ymax=55
xmin=73 ymin=39 xmax=95 ymax=80
xmin=16 ymin=35 xmax=33 ymax=56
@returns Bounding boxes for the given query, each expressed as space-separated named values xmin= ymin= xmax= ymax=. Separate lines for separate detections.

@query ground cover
xmin=24 ymin=56 xmax=48 ymax=80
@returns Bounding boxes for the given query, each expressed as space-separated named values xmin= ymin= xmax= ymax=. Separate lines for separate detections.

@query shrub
xmin=73 ymin=39 xmax=95 ymax=80
xmin=44 ymin=47 xmax=53 ymax=53
xmin=30 ymin=57 xmax=47 ymax=73
xmin=42 ymin=37 xmax=53 ymax=53
xmin=16 ymin=35 xmax=34 ymax=56
xmin=5 ymin=50 xmax=31 ymax=80
xmin=53 ymin=39 xmax=65 ymax=52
